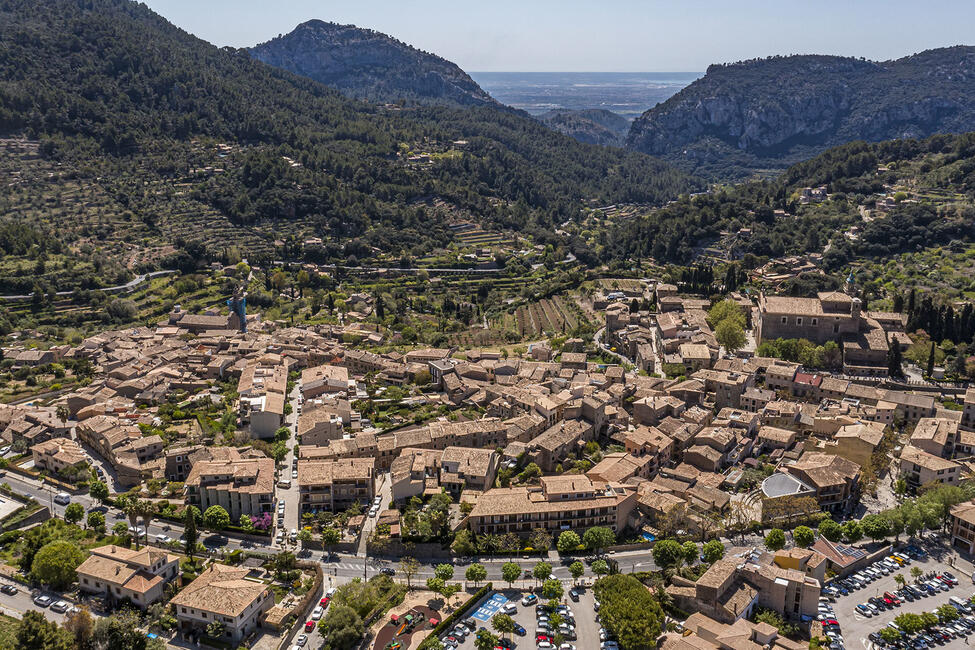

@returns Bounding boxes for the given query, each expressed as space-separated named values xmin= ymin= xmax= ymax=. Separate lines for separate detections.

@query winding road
xmin=0 ymin=270 xmax=176 ymax=301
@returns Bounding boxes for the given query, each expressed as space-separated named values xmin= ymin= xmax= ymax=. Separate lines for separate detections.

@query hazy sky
xmin=142 ymin=0 xmax=975 ymax=71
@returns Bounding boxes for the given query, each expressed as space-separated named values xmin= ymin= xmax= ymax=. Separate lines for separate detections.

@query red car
xmin=305 ymin=621 xmax=315 ymax=632
xmin=319 ymin=597 xmax=330 ymax=608
xmin=536 ymin=634 xmax=551 ymax=643
xmin=883 ymin=592 xmax=901 ymax=605
xmin=825 ymin=620 xmax=839 ymax=627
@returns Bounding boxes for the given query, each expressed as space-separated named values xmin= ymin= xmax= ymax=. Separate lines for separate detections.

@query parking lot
xmin=824 ymin=545 xmax=975 ymax=650
xmin=439 ymin=584 xmax=603 ymax=649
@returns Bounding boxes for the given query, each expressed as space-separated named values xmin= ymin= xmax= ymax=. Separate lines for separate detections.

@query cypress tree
xmin=926 ymin=341 xmax=936 ymax=377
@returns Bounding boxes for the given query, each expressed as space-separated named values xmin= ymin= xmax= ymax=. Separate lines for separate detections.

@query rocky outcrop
xmin=626 ymin=48 xmax=975 ymax=173
xmin=250 ymin=20 xmax=498 ymax=107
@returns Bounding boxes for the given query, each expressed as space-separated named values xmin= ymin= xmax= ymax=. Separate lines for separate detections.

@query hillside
xmin=250 ymin=20 xmax=498 ymax=107
xmin=626 ymin=47 xmax=975 ymax=178
xmin=601 ymin=133 xmax=975 ymax=275
xmin=0 ymin=0 xmax=700 ymax=294
xmin=537 ymin=109 xmax=630 ymax=147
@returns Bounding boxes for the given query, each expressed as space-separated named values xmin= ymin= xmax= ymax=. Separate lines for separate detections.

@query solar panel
xmin=834 ymin=544 xmax=866 ymax=559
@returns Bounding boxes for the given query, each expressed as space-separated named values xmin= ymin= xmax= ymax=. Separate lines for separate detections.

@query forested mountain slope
xmin=537 ymin=109 xmax=630 ymax=147
xmin=603 ymin=133 xmax=975 ymax=269
xmin=0 ymin=0 xmax=700 ymax=288
xmin=250 ymin=20 xmax=498 ymax=108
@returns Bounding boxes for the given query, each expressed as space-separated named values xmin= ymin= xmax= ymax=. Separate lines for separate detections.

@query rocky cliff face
xmin=250 ymin=20 xmax=498 ymax=107
xmin=626 ymin=48 xmax=975 ymax=176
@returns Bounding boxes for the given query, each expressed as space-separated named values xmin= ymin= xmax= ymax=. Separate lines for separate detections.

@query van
xmin=278 ymin=478 xmax=291 ymax=489
xmin=53 ymin=492 xmax=71 ymax=506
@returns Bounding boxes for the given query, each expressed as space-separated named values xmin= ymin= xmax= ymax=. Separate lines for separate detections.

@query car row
xmin=535 ymin=601 xmax=578 ymax=647
xmin=823 ymin=554 xmax=919 ymax=600
xmin=817 ymin=600 xmax=844 ymax=650
xmin=368 ymin=495 xmax=382 ymax=518
xmin=870 ymin=611 xmax=975 ymax=649
xmin=854 ymin=573 xmax=960 ymax=619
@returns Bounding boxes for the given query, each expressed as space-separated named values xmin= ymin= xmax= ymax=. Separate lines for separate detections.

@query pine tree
xmin=887 ymin=340 xmax=904 ymax=378
xmin=926 ymin=341 xmax=936 ymax=377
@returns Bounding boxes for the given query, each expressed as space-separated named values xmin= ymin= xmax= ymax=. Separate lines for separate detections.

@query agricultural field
xmin=493 ymin=295 xmax=590 ymax=340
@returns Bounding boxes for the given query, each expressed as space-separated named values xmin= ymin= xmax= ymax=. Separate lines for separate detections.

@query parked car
xmin=33 ymin=595 xmax=52 ymax=607
xmin=522 ymin=594 xmax=538 ymax=606
xmin=50 ymin=601 xmax=69 ymax=613
xmin=295 ymin=635 xmax=307 ymax=647
xmin=304 ymin=621 xmax=315 ymax=632
xmin=0 ymin=585 xmax=17 ymax=595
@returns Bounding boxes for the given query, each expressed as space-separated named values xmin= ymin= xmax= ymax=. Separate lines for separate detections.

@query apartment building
xmin=949 ymin=501 xmax=975 ymax=554
xmin=899 ymin=445 xmax=963 ymax=491
xmin=297 ymin=458 xmax=375 ymax=513
xmin=184 ymin=457 xmax=275 ymax=520
xmin=467 ymin=475 xmax=637 ymax=537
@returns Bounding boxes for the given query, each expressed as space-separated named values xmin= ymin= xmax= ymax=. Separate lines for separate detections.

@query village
xmin=2 ymin=275 xmax=975 ymax=650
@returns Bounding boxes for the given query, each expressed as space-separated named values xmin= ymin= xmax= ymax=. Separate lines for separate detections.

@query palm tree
xmin=138 ymin=500 xmax=155 ymax=547
xmin=123 ymin=499 xmax=141 ymax=549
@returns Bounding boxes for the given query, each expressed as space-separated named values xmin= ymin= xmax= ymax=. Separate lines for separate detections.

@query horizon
xmin=140 ymin=0 xmax=975 ymax=72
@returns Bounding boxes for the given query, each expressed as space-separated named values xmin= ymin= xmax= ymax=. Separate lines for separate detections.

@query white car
xmin=295 ymin=635 xmax=308 ymax=647
xmin=368 ymin=507 xmax=378 ymax=517
xmin=128 ymin=526 xmax=146 ymax=537
xmin=291 ymin=469 xmax=298 ymax=479
xmin=325 ymin=587 xmax=337 ymax=598
xmin=560 ymin=645 xmax=577 ymax=650
xmin=373 ymin=496 xmax=382 ymax=506
xmin=311 ymin=606 xmax=324 ymax=621
xmin=50 ymin=600 xmax=69 ymax=613
xmin=155 ymin=534 xmax=172 ymax=544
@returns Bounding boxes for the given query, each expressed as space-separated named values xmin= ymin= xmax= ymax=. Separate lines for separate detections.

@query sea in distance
xmin=469 ymin=71 xmax=701 ymax=118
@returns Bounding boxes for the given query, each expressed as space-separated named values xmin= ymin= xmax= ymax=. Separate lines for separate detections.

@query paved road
xmin=0 ymin=270 xmax=176 ymax=301
xmin=593 ymin=327 xmax=634 ymax=365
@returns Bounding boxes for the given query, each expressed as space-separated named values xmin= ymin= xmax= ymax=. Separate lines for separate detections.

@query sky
xmin=142 ymin=0 xmax=975 ymax=72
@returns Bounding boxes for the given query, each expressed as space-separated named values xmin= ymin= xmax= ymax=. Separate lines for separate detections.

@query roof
xmin=761 ymin=471 xmax=814 ymax=498
xmin=171 ymin=564 xmax=270 ymax=617
xmin=834 ymin=421 xmax=886 ymax=447
xmin=899 ymin=445 xmax=962 ymax=472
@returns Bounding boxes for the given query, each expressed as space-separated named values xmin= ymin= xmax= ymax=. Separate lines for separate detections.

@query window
xmin=796 ymin=317 xmax=803 ymax=326
xmin=781 ymin=317 xmax=787 ymax=324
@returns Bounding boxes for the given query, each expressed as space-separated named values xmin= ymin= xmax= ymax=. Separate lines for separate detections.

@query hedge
xmin=419 ymin=582 xmax=493 ymax=649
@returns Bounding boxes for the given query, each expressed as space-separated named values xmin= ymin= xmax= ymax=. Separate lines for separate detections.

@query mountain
xmin=250 ymin=20 xmax=497 ymax=108
xmin=537 ymin=109 xmax=630 ymax=147
xmin=0 ymin=0 xmax=700 ymax=292
xmin=626 ymin=47 xmax=975 ymax=178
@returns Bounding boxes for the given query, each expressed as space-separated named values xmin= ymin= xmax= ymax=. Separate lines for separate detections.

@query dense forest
xmin=250 ymin=20 xmax=499 ymax=108
xmin=603 ymin=133 xmax=975 ymax=267
xmin=0 ymin=0 xmax=699 ymax=270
